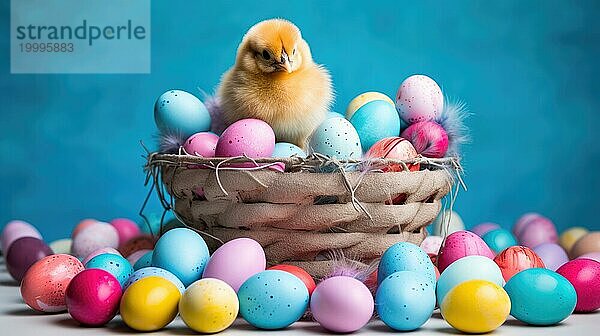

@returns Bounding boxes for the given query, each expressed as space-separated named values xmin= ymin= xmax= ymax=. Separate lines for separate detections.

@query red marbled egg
xmin=364 ymin=137 xmax=420 ymax=172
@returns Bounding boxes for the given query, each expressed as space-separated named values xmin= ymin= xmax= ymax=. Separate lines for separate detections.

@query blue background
xmin=1 ymin=1 xmax=599 ymax=241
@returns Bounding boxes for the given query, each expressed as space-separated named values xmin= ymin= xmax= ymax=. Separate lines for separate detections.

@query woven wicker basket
xmin=146 ymin=154 xmax=459 ymax=278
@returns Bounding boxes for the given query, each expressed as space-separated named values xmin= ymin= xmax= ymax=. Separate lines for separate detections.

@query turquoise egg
xmin=308 ymin=117 xmax=362 ymax=160
xmin=238 ymin=270 xmax=309 ymax=329
xmin=85 ymin=253 xmax=134 ymax=288
xmin=482 ymin=228 xmax=518 ymax=254
xmin=349 ymin=100 xmax=400 ymax=152
xmin=505 ymin=268 xmax=576 ymax=325
xmin=123 ymin=266 xmax=185 ymax=294
xmin=436 ymin=255 xmax=504 ymax=304
xmin=272 ymin=142 xmax=306 ymax=158
xmin=133 ymin=250 xmax=153 ymax=270
xmin=151 ymin=228 xmax=209 ymax=287
xmin=378 ymin=242 xmax=435 ymax=286
xmin=326 ymin=111 xmax=344 ymax=119
xmin=154 ymin=89 xmax=211 ymax=137
xmin=376 ymin=271 xmax=435 ymax=331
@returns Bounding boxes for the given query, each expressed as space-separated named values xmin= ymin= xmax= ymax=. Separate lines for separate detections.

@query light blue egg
xmin=505 ymin=268 xmax=576 ymax=325
xmin=85 ymin=253 xmax=134 ymax=288
xmin=436 ymin=255 xmax=504 ymax=304
xmin=151 ymin=228 xmax=209 ymax=287
xmin=376 ymin=271 xmax=435 ymax=331
xmin=326 ymin=111 xmax=344 ymax=119
xmin=123 ymin=266 xmax=186 ymax=294
xmin=308 ymin=117 xmax=362 ymax=160
xmin=238 ymin=270 xmax=309 ymax=330
xmin=482 ymin=228 xmax=518 ymax=254
xmin=349 ymin=100 xmax=400 ymax=152
xmin=378 ymin=242 xmax=435 ymax=286
xmin=154 ymin=89 xmax=211 ymax=137
xmin=133 ymin=250 xmax=153 ymax=271
xmin=272 ymin=142 xmax=306 ymax=158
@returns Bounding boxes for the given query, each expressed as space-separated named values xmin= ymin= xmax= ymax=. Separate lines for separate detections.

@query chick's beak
xmin=279 ymin=51 xmax=292 ymax=73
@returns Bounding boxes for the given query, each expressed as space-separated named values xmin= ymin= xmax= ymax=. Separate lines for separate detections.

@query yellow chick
xmin=217 ymin=19 xmax=333 ymax=147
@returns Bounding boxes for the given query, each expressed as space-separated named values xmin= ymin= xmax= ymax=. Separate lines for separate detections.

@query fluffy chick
xmin=217 ymin=19 xmax=333 ymax=147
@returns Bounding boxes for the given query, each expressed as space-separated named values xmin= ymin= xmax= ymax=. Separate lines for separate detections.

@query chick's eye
xmin=262 ymin=50 xmax=271 ymax=60
xmin=292 ymin=48 xmax=296 ymax=55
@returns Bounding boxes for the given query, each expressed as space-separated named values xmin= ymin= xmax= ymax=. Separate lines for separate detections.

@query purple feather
xmin=435 ymin=99 xmax=471 ymax=157
xmin=200 ymin=91 xmax=226 ymax=135
xmin=157 ymin=131 xmax=185 ymax=154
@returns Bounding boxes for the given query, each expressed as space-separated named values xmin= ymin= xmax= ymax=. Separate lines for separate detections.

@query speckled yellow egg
xmin=440 ymin=280 xmax=510 ymax=333
xmin=559 ymin=227 xmax=588 ymax=253
xmin=120 ymin=276 xmax=181 ymax=331
xmin=179 ymin=278 xmax=239 ymax=333
xmin=345 ymin=92 xmax=394 ymax=120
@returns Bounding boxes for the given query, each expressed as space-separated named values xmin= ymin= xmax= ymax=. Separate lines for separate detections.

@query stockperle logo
xmin=10 ymin=0 xmax=151 ymax=74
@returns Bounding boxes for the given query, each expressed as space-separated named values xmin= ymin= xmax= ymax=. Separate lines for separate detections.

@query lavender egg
xmin=395 ymin=75 xmax=444 ymax=124
xmin=1 ymin=220 xmax=42 ymax=254
xmin=71 ymin=222 xmax=119 ymax=259
xmin=533 ymin=243 xmax=569 ymax=271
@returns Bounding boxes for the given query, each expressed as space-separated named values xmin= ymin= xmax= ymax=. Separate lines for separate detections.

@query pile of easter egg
xmin=153 ymin=75 xmax=452 ymax=176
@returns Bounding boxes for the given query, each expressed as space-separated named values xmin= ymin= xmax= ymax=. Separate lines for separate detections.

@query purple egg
xmin=518 ymin=217 xmax=558 ymax=248
xmin=578 ymin=252 xmax=600 ymax=263
xmin=533 ymin=243 xmax=569 ymax=271
xmin=513 ymin=213 xmax=541 ymax=237
xmin=6 ymin=237 xmax=53 ymax=282
xmin=1 ymin=220 xmax=42 ymax=253
xmin=471 ymin=222 xmax=501 ymax=237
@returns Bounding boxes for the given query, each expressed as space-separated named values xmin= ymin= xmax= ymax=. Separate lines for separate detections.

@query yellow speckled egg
xmin=179 ymin=278 xmax=239 ymax=333
xmin=120 ymin=276 xmax=181 ymax=331
xmin=345 ymin=92 xmax=394 ymax=120
xmin=440 ymin=280 xmax=510 ymax=333
xmin=559 ymin=227 xmax=589 ymax=253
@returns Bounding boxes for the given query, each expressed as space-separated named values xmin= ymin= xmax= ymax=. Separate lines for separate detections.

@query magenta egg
xmin=71 ymin=222 xmax=119 ymax=259
xmin=21 ymin=254 xmax=84 ymax=312
xmin=82 ymin=247 xmax=122 ymax=266
xmin=215 ymin=119 xmax=275 ymax=164
xmin=202 ymin=238 xmax=266 ymax=292
xmin=533 ymin=243 xmax=569 ymax=271
xmin=395 ymin=75 xmax=444 ymax=124
xmin=470 ymin=222 xmax=501 ymax=237
xmin=66 ymin=269 xmax=122 ymax=326
xmin=311 ymin=276 xmax=374 ymax=333
xmin=6 ymin=237 xmax=53 ymax=282
xmin=437 ymin=230 xmax=495 ymax=273
xmin=183 ymin=132 xmax=219 ymax=157
xmin=110 ymin=218 xmax=141 ymax=246
xmin=1 ymin=220 xmax=42 ymax=253
xmin=400 ymin=121 xmax=448 ymax=158
xmin=556 ymin=259 xmax=600 ymax=312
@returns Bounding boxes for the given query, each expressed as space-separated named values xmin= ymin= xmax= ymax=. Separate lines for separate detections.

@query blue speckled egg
xmin=238 ymin=270 xmax=309 ymax=329
xmin=154 ymin=90 xmax=211 ymax=137
xmin=327 ymin=111 xmax=344 ymax=119
xmin=308 ymin=117 xmax=362 ymax=160
xmin=378 ymin=242 xmax=436 ymax=286
xmin=151 ymin=228 xmax=209 ymax=287
xmin=123 ymin=266 xmax=185 ymax=294
xmin=505 ymin=268 xmax=576 ymax=325
xmin=85 ymin=253 xmax=134 ymax=288
xmin=376 ymin=271 xmax=435 ymax=331
xmin=272 ymin=142 xmax=306 ymax=158
xmin=133 ymin=250 xmax=153 ymax=271
xmin=482 ymin=229 xmax=518 ymax=254
xmin=350 ymin=100 xmax=400 ymax=152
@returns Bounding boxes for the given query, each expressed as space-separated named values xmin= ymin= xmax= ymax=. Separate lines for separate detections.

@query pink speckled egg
xmin=72 ymin=218 xmax=99 ymax=238
xmin=183 ymin=132 xmax=219 ymax=157
xmin=202 ymin=238 xmax=266 ymax=292
xmin=1 ymin=220 xmax=42 ymax=253
xmin=21 ymin=254 xmax=84 ymax=312
xmin=127 ymin=248 xmax=152 ymax=265
xmin=310 ymin=276 xmax=374 ymax=333
xmin=215 ymin=119 xmax=275 ymax=166
xmin=82 ymin=247 xmax=122 ymax=265
xmin=395 ymin=75 xmax=444 ymax=124
xmin=517 ymin=215 xmax=558 ymax=248
xmin=71 ymin=222 xmax=119 ymax=259
xmin=470 ymin=222 xmax=501 ymax=237
xmin=421 ymin=235 xmax=443 ymax=255
xmin=110 ymin=218 xmax=141 ymax=246
xmin=66 ymin=269 xmax=122 ymax=326
xmin=437 ymin=230 xmax=495 ymax=273
xmin=493 ymin=246 xmax=545 ymax=282
xmin=556 ymin=259 xmax=600 ymax=312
